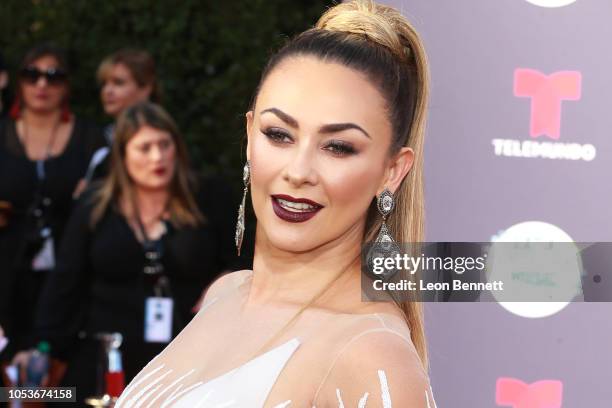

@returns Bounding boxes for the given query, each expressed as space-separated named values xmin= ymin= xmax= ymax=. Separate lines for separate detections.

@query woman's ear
xmin=245 ymin=110 xmax=254 ymax=161
xmin=378 ymin=147 xmax=414 ymax=195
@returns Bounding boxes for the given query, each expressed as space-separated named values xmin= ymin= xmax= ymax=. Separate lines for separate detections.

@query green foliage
xmin=0 ymin=0 xmax=332 ymax=183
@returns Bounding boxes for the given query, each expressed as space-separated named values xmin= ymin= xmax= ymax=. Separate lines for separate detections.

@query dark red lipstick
xmin=153 ymin=167 xmax=167 ymax=176
xmin=271 ymin=194 xmax=323 ymax=223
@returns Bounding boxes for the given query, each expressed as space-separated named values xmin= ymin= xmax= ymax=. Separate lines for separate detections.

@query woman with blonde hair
xmin=73 ymin=49 xmax=160 ymax=194
xmin=117 ymin=1 xmax=436 ymax=406
xmin=98 ymin=48 xmax=160 ymax=144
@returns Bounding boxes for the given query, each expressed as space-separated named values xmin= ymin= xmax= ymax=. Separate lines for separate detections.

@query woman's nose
xmin=150 ymin=146 xmax=163 ymax=161
xmin=35 ymin=76 xmax=48 ymax=87
xmin=283 ymin=143 xmax=318 ymax=187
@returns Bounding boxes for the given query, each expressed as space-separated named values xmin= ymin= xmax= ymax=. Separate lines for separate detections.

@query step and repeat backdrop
xmin=383 ymin=0 xmax=612 ymax=406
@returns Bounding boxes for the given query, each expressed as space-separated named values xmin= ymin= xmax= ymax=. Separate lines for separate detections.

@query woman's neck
xmin=21 ymin=108 xmax=62 ymax=129
xmin=247 ymin=222 xmax=365 ymax=307
xmin=133 ymin=187 xmax=169 ymax=222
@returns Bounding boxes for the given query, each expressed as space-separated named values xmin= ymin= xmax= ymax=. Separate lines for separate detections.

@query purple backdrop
xmin=382 ymin=0 xmax=612 ymax=406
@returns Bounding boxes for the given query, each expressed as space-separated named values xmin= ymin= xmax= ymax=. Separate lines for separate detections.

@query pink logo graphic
xmin=496 ymin=377 xmax=563 ymax=408
xmin=514 ymin=68 xmax=581 ymax=140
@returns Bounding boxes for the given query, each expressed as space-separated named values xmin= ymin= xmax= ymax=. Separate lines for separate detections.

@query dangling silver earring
xmin=366 ymin=188 xmax=401 ymax=278
xmin=375 ymin=188 xmax=396 ymax=247
xmin=235 ymin=161 xmax=250 ymax=256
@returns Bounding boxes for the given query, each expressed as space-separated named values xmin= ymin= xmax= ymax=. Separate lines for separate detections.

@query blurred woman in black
xmin=22 ymin=102 xmax=238 ymax=404
xmin=0 ymin=44 xmax=105 ymax=362
xmin=73 ymin=48 xmax=159 ymax=195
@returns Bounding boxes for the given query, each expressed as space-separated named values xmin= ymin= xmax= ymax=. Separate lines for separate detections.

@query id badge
xmin=144 ymin=297 xmax=173 ymax=343
xmin=31 ymin=233 xmax=55 ymax=271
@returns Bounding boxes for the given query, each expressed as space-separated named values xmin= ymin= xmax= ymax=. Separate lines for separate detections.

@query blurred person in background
xmin=0 ymin=53 xmax=9 ymax=344
xmin=0 ymin=51 xmax=9 ymax=116
xmin=73 ymin=48 xmax=159 ymax=195
xmin=15 ymin=102 xmax=238 ymax=404
xmin=0 ymin=43 xmax=105 ymax=366
xmin=98 ymin=48 xmax=159 ymax=145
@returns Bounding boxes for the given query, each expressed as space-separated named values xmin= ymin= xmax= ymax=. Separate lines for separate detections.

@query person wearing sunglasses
xmin=0 ymin=44 xmax=105 ymax=369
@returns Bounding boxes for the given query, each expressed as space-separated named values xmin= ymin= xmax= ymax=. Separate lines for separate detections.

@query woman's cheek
xmin=51 ymin=87 xmax=66 ymax=104
xmin=250 ymin=137 xmax=287 ymax=181
xmin=324 ymin=160 xmax=381 ymax=221
xmin=126 ymin=152 xmax=145 ymax=181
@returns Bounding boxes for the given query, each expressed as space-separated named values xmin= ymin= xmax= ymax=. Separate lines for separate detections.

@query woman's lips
xmin=271 ymin=194 xmax=323 ymax=223
xmin=103 ymin=98 xmax=117 ymax=108
xmin=153 ymin=168 xmax=167 ymax=176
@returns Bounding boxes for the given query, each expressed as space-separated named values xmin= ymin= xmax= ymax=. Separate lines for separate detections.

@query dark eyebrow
xmin=319 ymin=123 xmax=371 ymax=139
xmin=260 ymin=107 xmax=370 ymax=139
xmin=260 ymin=108 xmax=299 ymax=128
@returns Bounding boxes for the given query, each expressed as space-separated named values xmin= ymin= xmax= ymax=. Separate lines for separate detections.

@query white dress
xmin=115 ymin=271 xmax=438 ymax=408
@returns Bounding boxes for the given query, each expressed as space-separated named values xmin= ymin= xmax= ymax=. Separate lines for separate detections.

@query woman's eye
xmin=323 ymin=141 xmax=357 ymax=157
xmin=262 ymin=128 xmax=292 ymax=144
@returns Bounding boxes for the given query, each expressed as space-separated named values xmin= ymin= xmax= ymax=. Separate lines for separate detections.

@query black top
xmin=0 ymin=117 xmax=106 ymax=357
xmin=0 ymin=118 xmax=105 ymax=241
xmin=33 ymin=177 xmax=240 ymax=372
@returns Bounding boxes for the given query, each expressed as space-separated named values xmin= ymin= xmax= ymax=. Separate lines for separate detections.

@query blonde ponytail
xmin=317 ymin=0 xmax=430 ymax=368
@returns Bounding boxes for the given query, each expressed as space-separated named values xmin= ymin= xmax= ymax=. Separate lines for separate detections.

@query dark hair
xmin=11 ymin=43 xmax=71 ymax=119
xmin=19 ymin=43 xmax=70 ymax=76
xmin=91 ymin=101 xmax=202 ymax=228
xmin=97 ymin=48 xmax=161 ymax=102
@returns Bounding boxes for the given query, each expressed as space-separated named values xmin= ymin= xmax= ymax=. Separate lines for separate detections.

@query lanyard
xmin=134 ymin=208 xmax=172 ymax=297
xmin=36 ymin=159 xmax=46 ymax=181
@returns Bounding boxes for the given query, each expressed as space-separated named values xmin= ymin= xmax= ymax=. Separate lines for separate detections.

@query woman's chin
xmin=104 ymin=103 xmax=122 ymax=117
xmin=262 ymin=228 xmax=323 ymax=254
xmin=26 ymin=103 xmax=60 ymax=115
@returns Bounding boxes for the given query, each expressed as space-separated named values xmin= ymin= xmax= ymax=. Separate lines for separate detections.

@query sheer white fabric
xmin=115 ymin=271 xmax=438 ymax=407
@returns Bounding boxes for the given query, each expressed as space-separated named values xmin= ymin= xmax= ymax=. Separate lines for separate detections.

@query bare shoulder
xmin=200 ymin=269 xmax=253 ymax=308
xmin=314 ymin=323 xmax=436 ymax=407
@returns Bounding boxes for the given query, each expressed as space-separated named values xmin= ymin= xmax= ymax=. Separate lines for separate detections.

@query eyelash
xmin=262 ymin=128 xmax=292 ymax=144
xmin=262 ymin=128 xmax=358 ymax=157
xmin=323 ymin=140 xmax=357 ymax=156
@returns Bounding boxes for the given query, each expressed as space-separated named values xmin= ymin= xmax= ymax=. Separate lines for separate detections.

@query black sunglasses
xmin=20 ymin=66 xmax=67 ymax=85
